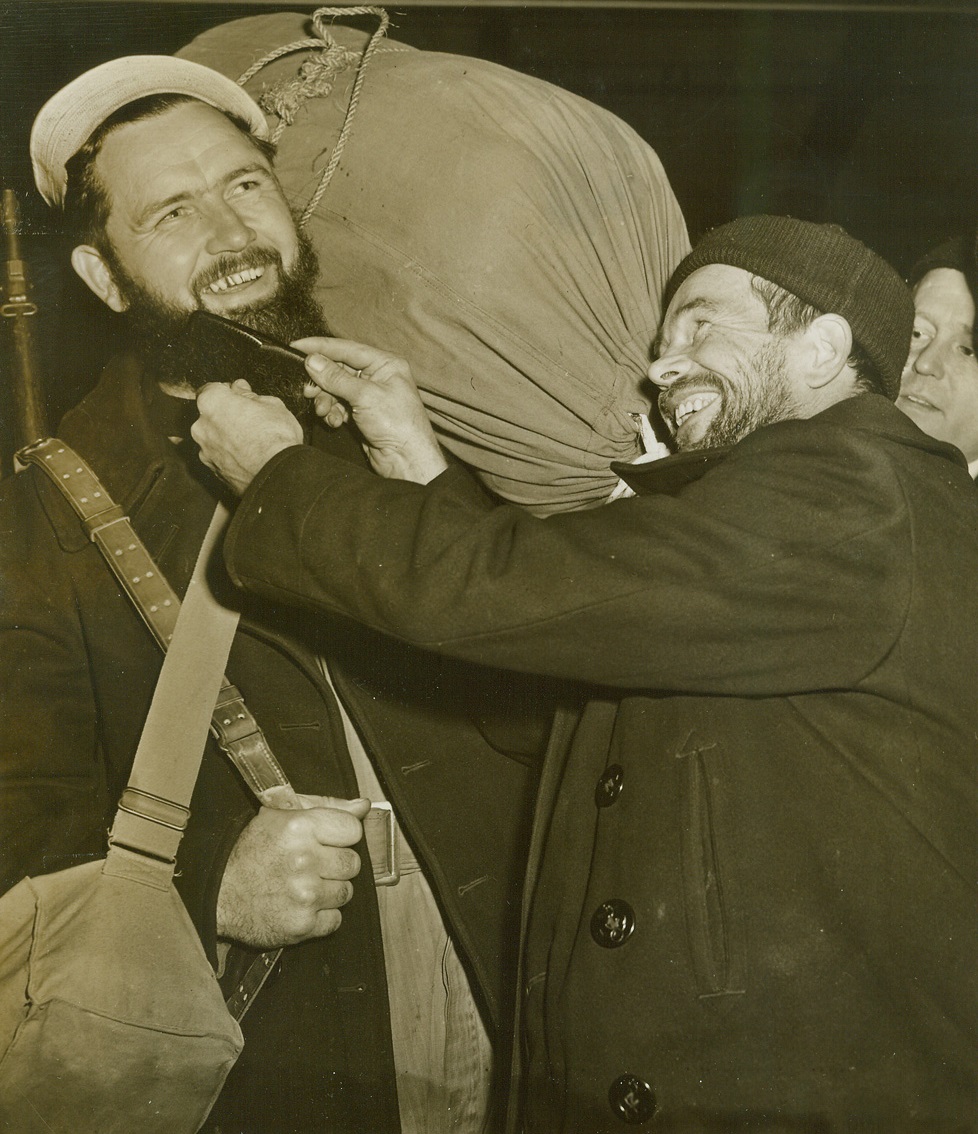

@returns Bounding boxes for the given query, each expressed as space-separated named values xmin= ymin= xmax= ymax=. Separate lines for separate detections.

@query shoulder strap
xmin=108 ymin=501 xmax=237 ymax=860
xmin=19 ymin=437 xmax=284 ymax=1021
xmin=18 ymin=437 xmax=290 ymax=795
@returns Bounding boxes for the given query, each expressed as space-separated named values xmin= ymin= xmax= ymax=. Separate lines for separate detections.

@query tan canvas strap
xmin=108 ymin=501 xmax=237 ymax=861
xmin=19 ymin=437 xmax=285 ymax=1019
xmin=18 ymin=438 xmax=290 ymax=794
xmin=108 ymin=498 xmax=282 ymax=1022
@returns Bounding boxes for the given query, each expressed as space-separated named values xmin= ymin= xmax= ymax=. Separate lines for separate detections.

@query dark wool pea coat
xmin=0 ymin=355 xmax=549 ymax=1133
xmin=223 ymin=393 xmax=978 ymax=1132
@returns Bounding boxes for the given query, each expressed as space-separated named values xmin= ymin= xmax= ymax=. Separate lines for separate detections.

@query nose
xmin=648 ymin=352 xmax=692 ymax=389
xmin=910 ymin=339 xmax=946 ymax=380
xmin=203 ymin=200 xmax=255 ymax=256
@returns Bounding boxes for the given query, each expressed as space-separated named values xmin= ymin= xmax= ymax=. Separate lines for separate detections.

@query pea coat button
xmin=590 ymin=899 xmax=635 ymax=948
xmin=595 ymin=763 xmax=624 ymax=807
xmin=608 ymin=1074 xmax=656 ymax=1124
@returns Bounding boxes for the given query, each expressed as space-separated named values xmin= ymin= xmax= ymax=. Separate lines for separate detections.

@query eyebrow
xmin=671 ymin=296 xmax=722 ymax=320
xmin=133 ymin=162 xmax=273 ymax=228
xmin=654 ymin=296 xmax=722 ymax=355
xmin=914 ymin=309 xmax=974 ymax=336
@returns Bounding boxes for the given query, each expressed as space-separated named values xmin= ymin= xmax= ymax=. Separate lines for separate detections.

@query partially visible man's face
xmin=649 ymin=264 xmax=799 ymax=451
xmin=86 ymin=100 xmax=327 ymax=410
xmin=897 ymin=268 xmax=978 ymax=465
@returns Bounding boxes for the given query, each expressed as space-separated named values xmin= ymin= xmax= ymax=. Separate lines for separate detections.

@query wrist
xmin=401 ymin=447 xmax=449 ymax=485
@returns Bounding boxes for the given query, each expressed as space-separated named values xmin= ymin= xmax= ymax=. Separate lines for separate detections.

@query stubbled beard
xmin=669 ymin=339 xmax=798 ymax=451
xmin=104 ymin=229 xmax=328 ymax=417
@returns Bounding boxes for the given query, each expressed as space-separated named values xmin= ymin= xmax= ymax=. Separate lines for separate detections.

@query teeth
xmin=901 ymin=394 xmax=935 ymax=409
xmin=674 ymin=395 xmax=712 ymax=427
xmin=206 ymin=266 xmax=264 ymax=294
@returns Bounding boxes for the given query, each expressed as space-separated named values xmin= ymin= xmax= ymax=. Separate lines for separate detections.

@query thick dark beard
xmin=104 ymin=230 xmax=328 ymax=417
xmin=679 ymin=340 xmax=798 ymax=451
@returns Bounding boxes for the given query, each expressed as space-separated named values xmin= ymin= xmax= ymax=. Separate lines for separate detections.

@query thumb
xmin=259 ymin=785 xmax=371 ymax=819
xmin=304 ymin=354 xmax=365 ymax=402
xmin=326 ymin=795 xmax=373 ymax=820
xmin=258 ymin=784 xmax=304 ymax=810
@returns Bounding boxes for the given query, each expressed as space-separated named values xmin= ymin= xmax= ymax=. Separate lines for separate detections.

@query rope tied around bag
xmin=235 ymin=6 xmax=390 ymax=229
xmin=253 ymin=50 xmax=360 ymax=134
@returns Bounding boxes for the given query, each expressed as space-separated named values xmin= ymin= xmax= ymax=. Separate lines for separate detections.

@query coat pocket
xmin=679 ymin=745 xmax=746 ymax=998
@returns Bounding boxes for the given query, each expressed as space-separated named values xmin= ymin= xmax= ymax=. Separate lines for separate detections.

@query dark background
xmin=1 ymin=1 xmax=976 ymax=467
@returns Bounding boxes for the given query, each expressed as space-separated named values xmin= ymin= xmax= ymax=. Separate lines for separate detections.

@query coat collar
xmin=40 ymin=353 xmax=219 ymax=556
xmin=612 ymin=394 xmax=967 ymax=496
xmin=57 ymin=353 xmax=202 ymax=512
xmin=815 ymin=392 xmax=969 ymax=468
xmin=40 ymin=353 xmax=335 ymax=681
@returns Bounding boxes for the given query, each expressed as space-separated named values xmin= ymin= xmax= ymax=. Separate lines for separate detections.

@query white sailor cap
xmin=31 ymin=55 xmax=269 ymax=207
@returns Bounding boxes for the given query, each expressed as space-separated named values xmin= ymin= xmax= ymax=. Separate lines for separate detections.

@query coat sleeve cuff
xmin=175 ymin=813 xmax=250 ymax=968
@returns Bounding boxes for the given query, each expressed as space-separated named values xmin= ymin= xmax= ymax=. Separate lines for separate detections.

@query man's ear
xmin=70 ymin=244 xmax=127 ymax=313
xmin=799 ymin=313 xmax=853 ymax=390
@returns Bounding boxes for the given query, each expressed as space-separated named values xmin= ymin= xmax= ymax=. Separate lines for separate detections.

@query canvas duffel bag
xmin=179 ymin=8 xmax=689 ymax=513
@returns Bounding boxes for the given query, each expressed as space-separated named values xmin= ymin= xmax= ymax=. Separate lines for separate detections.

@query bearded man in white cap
xmin=1 ymin=55 xmax=550 ymax=1133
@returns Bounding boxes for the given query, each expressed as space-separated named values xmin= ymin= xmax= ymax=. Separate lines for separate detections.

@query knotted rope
xmin=236 ymin=6 xmax=390 ymax=229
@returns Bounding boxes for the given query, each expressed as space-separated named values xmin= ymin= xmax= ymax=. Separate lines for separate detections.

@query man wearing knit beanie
xmin=646 ymin=214 xmax=912 ymax=456
xmin=898 ymin=228 xmax=978 ymax=480
xmin=194 ymin=216 xmax=978 ymax=1129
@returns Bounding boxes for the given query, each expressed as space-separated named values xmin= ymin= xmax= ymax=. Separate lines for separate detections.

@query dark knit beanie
xmin=664 ymin=215 xmax=914 ymax=400
xmin=907 ymin=233 xmax=978 ymax=324
xmin=908 ymin=235 xmax=971 ymax=286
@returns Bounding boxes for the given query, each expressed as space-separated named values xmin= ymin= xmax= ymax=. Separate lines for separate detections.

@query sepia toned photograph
xmin=0 ymin=1 xmax=976 ymax=1130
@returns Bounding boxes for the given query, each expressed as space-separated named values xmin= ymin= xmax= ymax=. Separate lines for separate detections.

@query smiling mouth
xmin=204 ymin=266 xmax=266 ymax=295
xmin=671 ymin=392 xmax=720 ymax=431
xmin=898 ymin=392 xmax=939 ymax=412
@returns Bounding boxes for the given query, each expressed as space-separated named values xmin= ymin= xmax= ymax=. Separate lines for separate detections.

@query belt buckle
xmin=364 ymin=802 xmax=400 ymax=886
